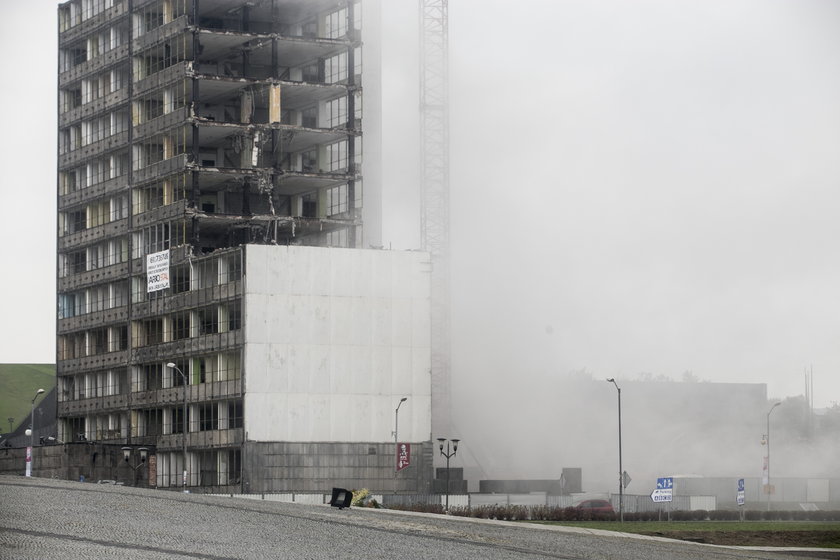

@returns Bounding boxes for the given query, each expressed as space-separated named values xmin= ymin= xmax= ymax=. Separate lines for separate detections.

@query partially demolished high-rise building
xmin=56 ymin=0 xmax=433 ymax=493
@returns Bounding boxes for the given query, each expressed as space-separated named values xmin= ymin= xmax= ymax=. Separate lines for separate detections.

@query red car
xmin=572 ymin=499 xmax=615 ymax=514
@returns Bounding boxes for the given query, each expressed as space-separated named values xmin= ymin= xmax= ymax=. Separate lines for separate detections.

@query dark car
xmin=572 ymin=499 xmax=615 ymax=514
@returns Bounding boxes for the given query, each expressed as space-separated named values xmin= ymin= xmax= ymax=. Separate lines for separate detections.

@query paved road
xmin=0 ymin=476 xmax=827 ymax=559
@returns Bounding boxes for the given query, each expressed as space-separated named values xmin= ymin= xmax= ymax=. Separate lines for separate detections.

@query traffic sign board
xmin=737 ymin=478 xmax=745 ymax=492
xmin=657 ymin=477 xmax=673 ymax=489
xmin=650 ymin=488 xmax=673 ymax=503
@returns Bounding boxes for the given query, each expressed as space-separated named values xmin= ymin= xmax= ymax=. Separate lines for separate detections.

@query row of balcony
xmin=60 ymin=25 xmax=352 ymax=90
xmin=57 ymin=378 xmax=242 ymax=415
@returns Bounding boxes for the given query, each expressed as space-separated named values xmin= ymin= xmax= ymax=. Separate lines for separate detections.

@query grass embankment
xmin=536 ymin=521 xmax=840 ymax=547
xmin=0 ymin=364 xmax=55 ymax=433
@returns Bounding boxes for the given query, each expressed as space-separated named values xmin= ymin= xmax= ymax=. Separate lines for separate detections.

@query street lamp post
xmin=437 ymin=437 xmax=459 ymax=512
xmin=25 ymin=389 xmax=45 ymax=477
xmin=166 ymin=363 xmax=189 ymax=492
xmin=606 ymin=378 xmax=623 ymax=522
xmin=393 ymin=397 xmax=407 ymax=493
xmin=121 ymin=446 xmax=149 ymax=486
xmin=764 ymin=402 xmax=781 ymax=510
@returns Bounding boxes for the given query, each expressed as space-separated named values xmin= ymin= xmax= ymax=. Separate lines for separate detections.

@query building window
xmin=196 ymin=307 xmax=218 ymax=336
xmin=133 ymin=221 xmax=183 ymax=258
xmin=59 ymin=169 xmax=80 ymax=195
xmin=133 ymin=363 xmax=163 ymax=392
xmin=80 ymin=0 xmax=114 ymax=22
xmin=172 ymin=311 xmax=190 ymax=340
xmin=326 ymin=184 xmax=348 ymax=216
xmin=226 ymin=300 xmax=242 ymax=332
xmin=59 ymin=45 xmax=87 ymax=73
xmin=87 ymin=328 xmax=108 ymax=356
xmin=171 ymin=264 xmax=190 ymax=294
xmin=324 ymin=52 xmax=347 ymax=84
xmin=60 ymin=87 xmax=82 ymax=113
xmin=58 ymin=292 xmax=85 ymax=319
xmin=218 ymin=252 xmax=242 ymax=284
xmin=325 ymin=7 xmax=347 ymax=39
xmin=133 ymin=35 xmax=189 ymax=80
xmin=326 ymin=96 xmax=347 ymax=129
xmin=198 ymin=403 xmax=218 ymax=431
xmin=227 ymin=400 xmax=243 ymax=429
xmin=172 ymin=406 xmax=188 ymax=434
xmin=132 ymin=83 xmax=187 ymax=125
xmin=327 ymin=140 xmax=348 ymax=172
xmin=134 ymin=318 xmax=165 ymax=347
xmin=133 ymin=0 xmax=188 ymax=37
xmin=133 ymin=173 xmax=187 ymax=215
xmin=218 ymin=352 xmax=241 ymax=381
xmin=110 ymin=325 xmax=128 ymax=352
xmin=135 ymin=408 xmax=164 ymax=438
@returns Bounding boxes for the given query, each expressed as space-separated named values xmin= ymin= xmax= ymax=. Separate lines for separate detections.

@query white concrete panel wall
xmin=244 ymin=245 xmax=432 ymax=443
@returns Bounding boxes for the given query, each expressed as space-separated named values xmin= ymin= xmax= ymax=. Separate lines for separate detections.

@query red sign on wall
xmin=396 ymin=443 xmax=410 ymax=471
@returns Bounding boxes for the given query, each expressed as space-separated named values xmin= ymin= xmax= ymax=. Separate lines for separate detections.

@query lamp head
xmin=400 ymin=397 xmax=407 ymax=403
xmin=121 ymin=446 xmax=131 ymax=462
xmin=139 ymin=447 xmax=148 ymax=463
xmin=452 ymin=438 xmax=460 ymax=452
xmin=606 ymin=378 xmax=614 ymax=382
xmin=25 ymin=428 xmax=31 ymax=437
xmin=36 ymin=389 xmax=45 ymax=395
xmin=166 ymin=362 xmax=176 ymax=368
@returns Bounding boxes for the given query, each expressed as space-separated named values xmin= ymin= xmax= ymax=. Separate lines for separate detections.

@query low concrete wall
xmin=0 ymin=443 xmax=153 ymax=487
xmin=241 ymin=440 xmax=435 ymax=494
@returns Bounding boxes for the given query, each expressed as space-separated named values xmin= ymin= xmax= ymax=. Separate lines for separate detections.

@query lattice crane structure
xmin=419 ymin=0 xmax=451 ymax=437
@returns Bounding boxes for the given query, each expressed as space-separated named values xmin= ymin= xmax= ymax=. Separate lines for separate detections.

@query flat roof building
xmin=56 ymin=0 xmax=433 ymax=493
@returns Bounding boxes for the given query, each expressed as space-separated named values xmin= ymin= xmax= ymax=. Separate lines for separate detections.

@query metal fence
xmin=207 ymin=492 xmax=717 ymax=511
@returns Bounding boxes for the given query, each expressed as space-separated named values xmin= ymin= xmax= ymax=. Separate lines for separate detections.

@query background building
xmin=56 ymin=0 xmax=432 ymax=493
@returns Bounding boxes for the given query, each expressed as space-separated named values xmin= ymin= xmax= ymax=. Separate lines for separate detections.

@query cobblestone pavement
xmin=0 ymin=476 xmax=825 ymax=559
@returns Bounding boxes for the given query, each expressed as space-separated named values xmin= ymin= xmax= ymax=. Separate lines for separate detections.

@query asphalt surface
xmin=0 ymin=476 xmax=833 ymax=559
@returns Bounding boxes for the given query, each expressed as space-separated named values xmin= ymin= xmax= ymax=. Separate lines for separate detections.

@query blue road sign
xmin=657 ymin=477 xmax=673 ymax=489
xmin=737 ymin=478 xmax=745 ymax=492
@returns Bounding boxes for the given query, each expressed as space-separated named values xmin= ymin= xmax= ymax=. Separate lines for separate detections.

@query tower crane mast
xmin=419 ymin=0 xmax=451 ymax=437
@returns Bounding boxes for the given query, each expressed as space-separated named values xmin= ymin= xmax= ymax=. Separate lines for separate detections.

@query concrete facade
xmin=244 ymin=245 xmax=432 ymax=444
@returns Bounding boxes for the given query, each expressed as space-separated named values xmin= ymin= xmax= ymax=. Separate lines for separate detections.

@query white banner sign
xmin=146 ymin=250 xmax=170 ymax=292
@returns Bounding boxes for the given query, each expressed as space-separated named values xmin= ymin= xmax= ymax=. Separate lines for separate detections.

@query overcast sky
xmin=383 ymin=0 xmax=840 ymax=409
xmin=3 ymin=1 xmax=840 ymax=409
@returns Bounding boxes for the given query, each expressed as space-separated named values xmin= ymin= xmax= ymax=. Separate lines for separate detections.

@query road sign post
xmin=651 ymin=476 xmax=673 ymax=520
xmin=651 ymin=476 xmax=674 ymax=502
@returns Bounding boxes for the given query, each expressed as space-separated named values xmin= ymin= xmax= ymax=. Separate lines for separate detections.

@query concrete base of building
xmin=241 ymin=440 xmax=435 ymax=494
xmin=0 ymin=442 xmax=152 ymax=487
